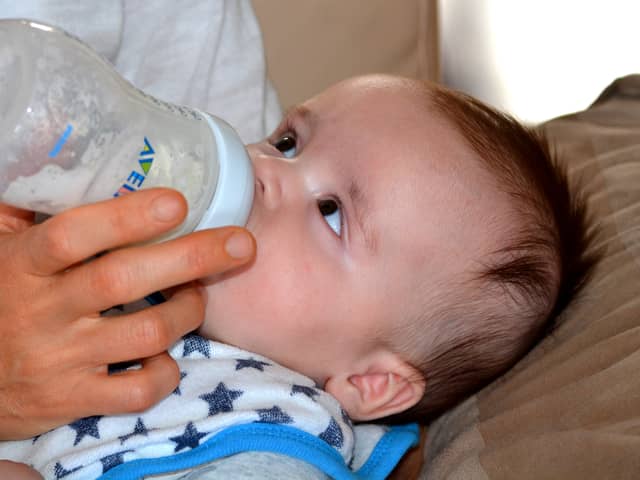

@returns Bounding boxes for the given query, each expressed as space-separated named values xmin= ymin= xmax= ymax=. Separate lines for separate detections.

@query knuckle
xmin=88 ymin=257 xmax=131 ymax=300
xmin=0 ymin=362 xmax=69 ymax=432
xmin=133 ymin=313 xmax=173 ymax=352
xmin=124 ymin=359 xmax=179 ymax=412
xmin=5 ymin=345 xmax=45 ymax=381
xmin=124 ymin=381 xmax=157 ymax=412
xmin=39 ymin=219 xmax=74 ymax=264
xmin=162 ymin=286 xmax=205 ymax=334
xmin=182 ymin=244 xmax=215 ymax=277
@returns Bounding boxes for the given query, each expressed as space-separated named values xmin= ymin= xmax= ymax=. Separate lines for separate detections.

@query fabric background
xmin=421 ymin=75 xmax=640 ymax=480
xmin=252 ymin=0 xmax=439 ymax=109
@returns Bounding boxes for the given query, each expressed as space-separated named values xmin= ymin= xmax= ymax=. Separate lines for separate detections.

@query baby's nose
xmin=252 ymin=155 xmax=283 ymax=210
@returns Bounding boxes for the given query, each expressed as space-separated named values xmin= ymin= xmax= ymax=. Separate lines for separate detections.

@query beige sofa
xmin=254 ymin=2 xmax=640 ymax=479
xmin=253 ymin=0 xmax=439 ymax=109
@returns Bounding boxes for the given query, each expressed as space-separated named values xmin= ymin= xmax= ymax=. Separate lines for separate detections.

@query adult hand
xmin=0 ymin=188 xmax=255 ymax=440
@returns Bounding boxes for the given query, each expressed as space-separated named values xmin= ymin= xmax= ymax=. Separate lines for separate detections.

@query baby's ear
xmin=324 ymin=358 xmax=425 ymax=421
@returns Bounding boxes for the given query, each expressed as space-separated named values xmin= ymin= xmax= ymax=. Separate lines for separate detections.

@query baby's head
xmin=198 ymin=75 xmax=592 ymax=423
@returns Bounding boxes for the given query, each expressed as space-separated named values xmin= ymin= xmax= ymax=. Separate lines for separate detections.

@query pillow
xmin=421 ymin=75 xmax=640 ymax=479
xmin=252 ymin=0 xmax=439 ymax=109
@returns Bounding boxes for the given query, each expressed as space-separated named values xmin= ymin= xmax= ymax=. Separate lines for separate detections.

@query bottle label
xmin=112 ymin=137 xmax=155 ymax=197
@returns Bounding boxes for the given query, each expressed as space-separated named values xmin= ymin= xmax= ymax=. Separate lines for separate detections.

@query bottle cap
xmin=195 ymin=112 xmax=254 ymax=229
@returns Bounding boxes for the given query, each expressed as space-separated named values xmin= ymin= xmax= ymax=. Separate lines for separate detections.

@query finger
xmin=0 ymin=460 xmax=44 ymax=479
xmin=0 ymin=203 xmax=35 ymax=233
xmin=57 ymin=227 xmax=255 ymax=315
xmin=80 ymin=353 xmax=180 ymax=416
xmin=82 ymin=284 xmax=204 ymax=365
xmin=22 ymin=188 xmax=188 ymax=275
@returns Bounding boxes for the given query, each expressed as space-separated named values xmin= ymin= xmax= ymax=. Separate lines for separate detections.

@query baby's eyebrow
xmin=284 ymin=104 xmax=315 ymax=126
xmin=348 ymin=179 xmax=378 ymax=254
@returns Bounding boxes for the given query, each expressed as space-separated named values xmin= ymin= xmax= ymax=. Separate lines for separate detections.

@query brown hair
xmin=387 ymin=84 xmax=597 ymax=424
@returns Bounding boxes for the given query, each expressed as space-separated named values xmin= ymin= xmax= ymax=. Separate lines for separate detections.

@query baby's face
xmin=199 ymin=76 xmax=512 ymax=385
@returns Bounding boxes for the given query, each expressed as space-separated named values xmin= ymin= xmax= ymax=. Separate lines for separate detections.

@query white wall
xmin=439 ymin=0 xmax=640 ymax=123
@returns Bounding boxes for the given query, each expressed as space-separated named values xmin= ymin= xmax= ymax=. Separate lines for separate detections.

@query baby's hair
xmin=387 ymin=84 xmax=597 ymax=424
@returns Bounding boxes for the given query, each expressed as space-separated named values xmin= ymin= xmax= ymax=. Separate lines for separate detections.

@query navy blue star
xmin=255 ymin=406 xmax=294 ymax=424
xmin=172 ymin=371 xmax=188 ymax=395
xmin=182 ymin=334 xmax=211 ymax=358
xmin=119 ymin=417 xmax=150 ymax=444
xmin=101 ymin=450 xmax=132 ymax=473
xmin=169 ymin=422 xmax=208 ymax=452
xmin=291 ymin=384 xmax=320 ymax=401
xmin=319 ymin=418 xmax=344 ymax=449
xmin=235 ymin=358 xmax=271 ymax=371
xmin=199 ymin=382 xmax=243 ymax=416
xmin=54 ymin=462 xmax=81 ymax=479
xmin=68 ymin=416 xmax=102 ymax=446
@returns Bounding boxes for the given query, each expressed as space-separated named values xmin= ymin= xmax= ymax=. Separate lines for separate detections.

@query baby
xmin=203 ymin=73 xmax=591 ymax=422
xmin=0 ymin=75 xmax=592 ymax=479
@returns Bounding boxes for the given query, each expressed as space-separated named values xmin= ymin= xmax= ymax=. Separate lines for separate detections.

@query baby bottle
xmin=0 ymin=19 xmax=254 ymax=240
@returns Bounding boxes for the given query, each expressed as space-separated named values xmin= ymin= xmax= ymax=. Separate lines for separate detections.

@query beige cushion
xmin=252 ymin=0 xmax=439 ymax=109
xmin=422 ymin=75 xmax=640 ymax=479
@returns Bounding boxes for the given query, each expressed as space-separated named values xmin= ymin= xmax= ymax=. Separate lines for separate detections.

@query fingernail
xmin=225 ymin=231 xmax=254 ymax=259
xmin=152 ymin=194 xmax=182 ymax=222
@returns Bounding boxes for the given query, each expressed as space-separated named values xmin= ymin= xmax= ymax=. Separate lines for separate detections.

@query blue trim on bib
xmin=355 ymin=423 xmax=420 ymax=479
xmin=98 ymin=422 xmax=419 ymax=480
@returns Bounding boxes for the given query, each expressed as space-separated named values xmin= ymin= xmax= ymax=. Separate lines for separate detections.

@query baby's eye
xmin=273 ymin=133 xmax=297 ymax=158
xmin=318 ymin=198 xmax=342 ymax=236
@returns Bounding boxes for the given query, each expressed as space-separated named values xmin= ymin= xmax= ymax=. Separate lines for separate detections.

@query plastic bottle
xmin=0 ymin=19 xmax=254 ymax=240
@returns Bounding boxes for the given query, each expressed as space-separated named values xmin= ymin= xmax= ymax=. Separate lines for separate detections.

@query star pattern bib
xmin=0 ymin=335 xmax=419 ymax=480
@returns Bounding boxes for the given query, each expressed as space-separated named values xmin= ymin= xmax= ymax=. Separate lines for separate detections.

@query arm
xmin=0 ymin=188 xmax=255 ymax=439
